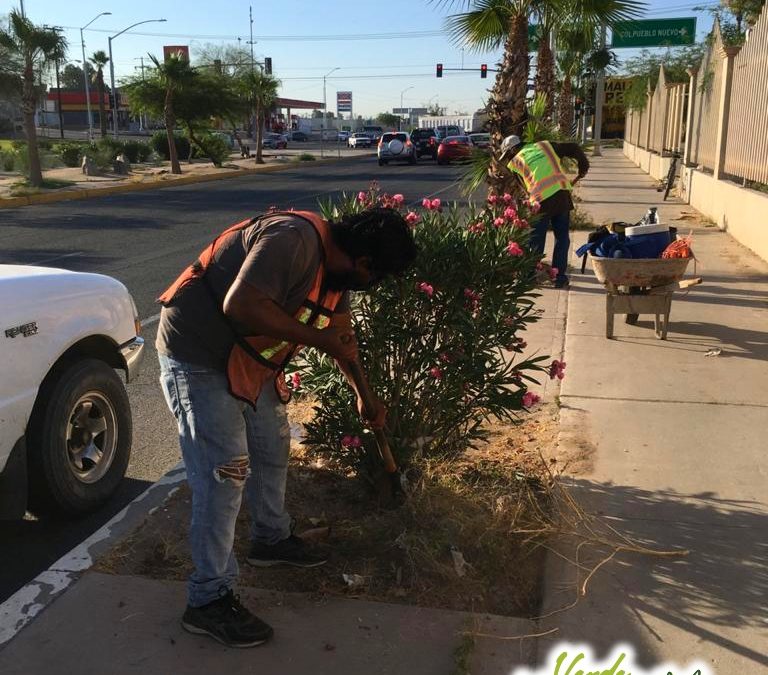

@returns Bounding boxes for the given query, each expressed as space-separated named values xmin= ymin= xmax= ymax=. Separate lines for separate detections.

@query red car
xmin=436 ymin=135 xmax=473 ymax=165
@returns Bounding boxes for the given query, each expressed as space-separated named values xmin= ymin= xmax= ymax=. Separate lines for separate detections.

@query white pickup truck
xmin=0 ymin=265 xmax=144 ymax=519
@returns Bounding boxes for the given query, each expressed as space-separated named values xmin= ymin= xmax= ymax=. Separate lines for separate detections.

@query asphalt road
xmin=0 ymin=155 xmax=466 ymax=603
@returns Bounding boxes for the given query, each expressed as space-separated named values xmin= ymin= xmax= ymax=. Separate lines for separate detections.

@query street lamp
xmin=400 ymin=86 xmax=414 ymax=130
xmin=108 ymin=18 xmax=167 ymax=138
xmin=81 ymin=12 xmax=111 ymax=141
xmin=321 ymin=67 xmax=339 ymax=157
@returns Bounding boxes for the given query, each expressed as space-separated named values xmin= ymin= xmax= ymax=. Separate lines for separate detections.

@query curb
xmin=0 ymin=155 xmax=360 ymax=209
xmin=0 ymin=462 xmax=187 ymax=648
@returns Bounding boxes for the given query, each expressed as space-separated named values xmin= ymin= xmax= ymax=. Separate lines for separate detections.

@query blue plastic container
xmin=624 ymin=224 xmax=671 ymax=259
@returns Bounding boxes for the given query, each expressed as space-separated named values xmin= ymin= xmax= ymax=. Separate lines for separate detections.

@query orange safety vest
xmin=158 ymin=210 xmax=344 ymax=406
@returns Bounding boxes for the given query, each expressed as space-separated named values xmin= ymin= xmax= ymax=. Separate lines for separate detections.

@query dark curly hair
xmin=330 ymin=207 xmax=418 ymax=278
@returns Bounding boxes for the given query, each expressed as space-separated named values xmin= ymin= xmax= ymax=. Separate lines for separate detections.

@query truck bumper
xmin=120 ymin=336 xmax=145 ymax=383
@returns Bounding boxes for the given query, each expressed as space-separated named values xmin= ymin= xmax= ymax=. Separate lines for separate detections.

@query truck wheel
xmin=27 ymin=359 xmax=132 ymax=516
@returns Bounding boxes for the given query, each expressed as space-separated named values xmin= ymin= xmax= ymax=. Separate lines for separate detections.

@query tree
xmin=90 ymin=50 xmax=109 ymax=138
xmin=438 ymin=0 xmax=645 ymax=193
xmin=424 ymin=102 xmax=446 ymax=116
xmin=234 ymin=69 xmax=280 ymax=164
xmin=194 ymin=43 xmax=253 ymax=77
xmin=555 ymin=27 xmax=593 ymax=136
xmin=621 ymin=44 xmax=706 ymax=110
xmin=0 ymin=11 xmax=67 ymax=187
xmin=376 ymin=112 xmax=401 ymax=129
xmin=60 ymin=62 xmax=94 ymax=90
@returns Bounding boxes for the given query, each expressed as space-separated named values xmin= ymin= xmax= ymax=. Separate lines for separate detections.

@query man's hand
xmin=317 ymin=326 xmax=359 ymax=363
xmin=357 ymin=394 xmax=387 ymax=430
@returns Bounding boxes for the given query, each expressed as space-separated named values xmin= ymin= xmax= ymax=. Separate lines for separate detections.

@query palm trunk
xmin=487 ymin=12 xmax=530 ymax=195
xmin=96 ymin=72 xmax=107 ymax=138
xmin=164 ymin=90 xmax=181 ymax=174
xmin=534 ymin=29 xmax=556 ymax=120
xmin=22 ymin=59 xmax=43 ymax=187
xmin=558 ymin=75 xmax=574 ymax=137
xmin=255 ymin=102 xmax=264 ymax=164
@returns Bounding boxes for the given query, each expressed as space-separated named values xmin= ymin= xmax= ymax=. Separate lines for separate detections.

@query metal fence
xmin=626 ymin=8 xmax=768 ymax=186
xmin=723 ymin=11 xmax=768 ymax=184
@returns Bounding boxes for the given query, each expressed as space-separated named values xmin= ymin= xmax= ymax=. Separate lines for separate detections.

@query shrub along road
xmin=0 ymin=157 xmax=467 ymax=603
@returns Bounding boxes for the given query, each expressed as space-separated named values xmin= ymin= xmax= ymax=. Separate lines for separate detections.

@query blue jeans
xmin=530 ymin=210 xmax=571 ymax=284
xmin=158 ymin=353 xmax=291 ymax=607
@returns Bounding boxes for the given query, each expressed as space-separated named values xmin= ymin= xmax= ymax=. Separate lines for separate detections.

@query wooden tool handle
xmin=345 ymin=359 xmax=398 ymax=474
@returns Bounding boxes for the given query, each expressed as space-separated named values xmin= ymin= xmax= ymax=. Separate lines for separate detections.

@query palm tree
xmin=89 ymin=50 xmax=109 ymax=138
xmin=440 ymin=0 xmax=645 ymax=193
xmin=555 ymin=27 xmax=594 ymax=136
xmin=236 ymin=70 xmax=280 ymax=164
xmin=149 ymin=52 xmax=196 ymax=174
xmin=0 ymin=11 xmax=67 ymax=187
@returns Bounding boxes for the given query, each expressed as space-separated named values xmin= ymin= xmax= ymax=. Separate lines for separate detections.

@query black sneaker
xmin=247 ymin=534 xmax=328 ymax=568
xmin=554 ymin=278 xmax=570 ymax=289
xmin=181 ymin=589 xmax=273 ymax=648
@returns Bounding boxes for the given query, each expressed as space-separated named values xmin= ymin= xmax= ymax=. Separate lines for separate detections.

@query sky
xmin=13 ymin=0 xmax=717 ymax=118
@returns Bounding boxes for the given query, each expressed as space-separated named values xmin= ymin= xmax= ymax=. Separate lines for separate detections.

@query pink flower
xmin=492 ymin=217 xmax=504 ymax=228
xmin=522 ymin=391 xmax=541 ymax=408
xmin=468 ymin=221 xmax=485 ymax=234
xmin=429 ymin=366 xmax=443 ymax=380
xmin=503 ymin=207 xmax=517 ymax=220
xmin=341 ymin=435 xmax=362 ymax=448
xmin=430 ymin=198 xmax=442 ymax=210
xmin=487 ymin=194 xmax=498 ymax=205
xmin=392 ymin=193 xmax=404 ymax=205
xmin=549 ymin=266 xmax=558 ymax=281
xmin=357 ymin=191 xmax=368 ymax=203
xmin=290 ymin=372 xmax=301 ymax=389
xmin=438 ymin=352 xmax=452 ymax=363
xmin=513 ymin=218 xmax=529 ymax=229
xmin=508 ymin=337 xmax=527 ymax=352
xmin=528 ymin=199 xmax=541 ymax=213
xmin=421 ymin=197 xmax=432 ymax=209
xmin=405 ymin=211 xmax=420 ymax=226
xmin=502 ymin=193 xmax=513 ymax=204
xmin=549 ymin=359 xmax=567 ymax=381
xmin=506 ymin=241 xmax=524 ymax=257
xmin=464 ymin=288 xmax=481 ymax=312
xmin=417 ymin=281 xmax=434 ymax=297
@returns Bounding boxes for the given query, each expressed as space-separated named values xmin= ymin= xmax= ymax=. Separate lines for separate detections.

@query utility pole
xmin=55 ymin=59 xmax=65 ymax=139
xmin=249 ymin=6 xmax=255 ymax=72
xmin=81 ymin=13 xmax=112 ymax=141
xmin=592 ymin=24 xmax=607 ymax=157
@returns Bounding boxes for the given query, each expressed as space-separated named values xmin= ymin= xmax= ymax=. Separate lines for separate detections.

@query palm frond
xmin=445 ymin=0 xmax=512 ymax=52
xmin=461 ymin=150 xmax=493 ymax=195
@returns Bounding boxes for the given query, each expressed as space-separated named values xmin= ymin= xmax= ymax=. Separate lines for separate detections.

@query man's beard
xmin=324 ymin=270 xmax=368 ymax=292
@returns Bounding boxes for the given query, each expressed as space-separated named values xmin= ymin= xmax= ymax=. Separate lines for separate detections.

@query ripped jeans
xmin=158 ymin=353 xmax=292 ymax=607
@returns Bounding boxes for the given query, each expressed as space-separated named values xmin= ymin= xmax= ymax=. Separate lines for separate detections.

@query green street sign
xmin=611 ymin=18 xmax=696 ymax=48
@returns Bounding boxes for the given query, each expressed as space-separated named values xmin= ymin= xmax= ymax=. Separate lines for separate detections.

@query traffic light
xmin=264 ymin=57 xmax=272 ymax=75
xmin=480 ymin=64 xmax=487 ymax=78
xmin=436 ymin=63 xmax=443 ymax=78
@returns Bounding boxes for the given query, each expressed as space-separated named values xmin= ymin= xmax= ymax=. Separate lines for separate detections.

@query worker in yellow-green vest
xmin=500 ymin=135 xmax=589 ymax=289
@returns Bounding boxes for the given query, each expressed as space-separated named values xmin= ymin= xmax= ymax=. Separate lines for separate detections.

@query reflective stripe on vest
xmin=158 ymin=210 xmax=343 ymax=406
xmin=508 ymin=141 xmax=571 ymax=204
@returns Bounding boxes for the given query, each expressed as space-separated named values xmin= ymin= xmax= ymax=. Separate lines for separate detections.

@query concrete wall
xmin=622 ymin=141 xmax=671 ymax=181
xmin=679 ymin=165 xmax=768 ymax=262
xmin=625 ymin=140 xmax=768 ymax=262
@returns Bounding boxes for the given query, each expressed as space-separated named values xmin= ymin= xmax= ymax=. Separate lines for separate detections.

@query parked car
xmin=469 ymin=132 xmax=491 ymax=149
xmin=410 ymin=128 xmax=437 ymax=159
xmin=377 ymin=132 xmax=416 ymax=166
xmin=348 ymin=132 xmax=372 ymax=149
xmin=337 ymin=131 xmax=351 ymax=142
xmin=0 ymin=265 xmax=144 ymax=519
xmin=437 ymin=135 xmax=474 ymax=165
xmin=286 ymin=130 xmax=308 ymax=142
xmin=262 ymin=132 xmax=288 ymax=149
xmin=362 ymin=125 xmax=384 ymax=144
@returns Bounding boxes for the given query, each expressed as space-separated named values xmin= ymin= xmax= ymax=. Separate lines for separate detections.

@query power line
xmin=61 ymin=26 xmax=447 ymax=42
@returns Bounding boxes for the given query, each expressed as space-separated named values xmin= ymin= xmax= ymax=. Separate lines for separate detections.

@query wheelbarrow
xmin=589 ymin=255 xmax=702 ymax=339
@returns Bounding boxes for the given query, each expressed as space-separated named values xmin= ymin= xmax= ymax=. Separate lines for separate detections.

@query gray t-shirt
xmin=156 ymin=213 xmax=345 ymax=370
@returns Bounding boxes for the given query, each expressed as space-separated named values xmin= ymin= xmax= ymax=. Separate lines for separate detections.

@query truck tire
xmin=27 ymin=358 xmax=132 ymax=516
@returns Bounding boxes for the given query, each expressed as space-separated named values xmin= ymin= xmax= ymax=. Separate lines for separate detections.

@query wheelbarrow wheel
xmin=625 ymin=313 xmax=639 ymax=325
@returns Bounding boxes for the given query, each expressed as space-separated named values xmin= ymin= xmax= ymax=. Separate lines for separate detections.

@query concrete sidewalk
xmin=541 ymin=149 xmax=768 ymax=672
